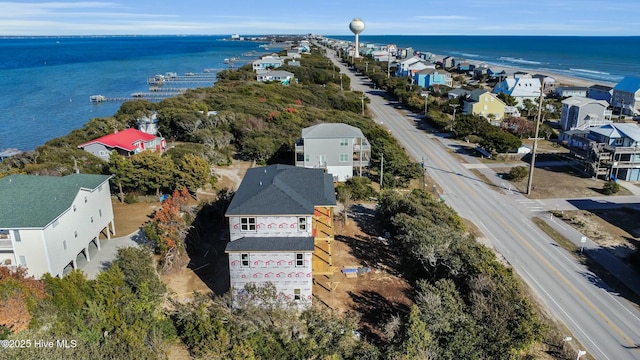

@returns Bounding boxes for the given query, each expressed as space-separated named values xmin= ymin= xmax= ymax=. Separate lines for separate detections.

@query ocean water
xmin=0 ymin=36 xmax=267 ymax=151
xmin=332 ymin=35 xmax=640 ymax=85
xmin=2 ymin=35 xmax=640 ymax=152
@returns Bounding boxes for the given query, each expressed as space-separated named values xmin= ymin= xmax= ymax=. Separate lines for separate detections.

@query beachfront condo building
xmin=0 ymin=174 xmax=115 ymax=278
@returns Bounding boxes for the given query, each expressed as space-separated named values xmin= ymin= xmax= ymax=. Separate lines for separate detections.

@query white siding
xmin=11 ymin=230 xmax=49 ymax=276
xmin=228 ymin=215 xmax=312 ymax=241
xmin=228 ymin=251 xmax=313 ymax=304
xmin=5 ymin=181 xmax=114 ymax=278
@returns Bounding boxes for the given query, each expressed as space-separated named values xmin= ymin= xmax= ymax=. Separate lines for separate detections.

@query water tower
xmin=349 ymin=18 xmax=365 ymax=58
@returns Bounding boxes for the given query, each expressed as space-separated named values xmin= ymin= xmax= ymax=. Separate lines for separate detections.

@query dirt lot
xmin=313 ymin=204 xmax=413 ymax=340
xmin=110 ymin=200 xmax=159 ymax=236
xmin=494 ymin=165 xmax=622 ymax=199
xmin=554 ymin=208 xmax=640 ymax=260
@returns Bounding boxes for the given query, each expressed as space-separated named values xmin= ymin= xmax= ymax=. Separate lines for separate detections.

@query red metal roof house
xmin=78 ymin=128 xmax=166 ymax=161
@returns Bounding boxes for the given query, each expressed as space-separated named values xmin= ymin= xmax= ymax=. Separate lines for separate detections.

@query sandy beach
xmin=428 ymin=53 xmax=614 ymax=88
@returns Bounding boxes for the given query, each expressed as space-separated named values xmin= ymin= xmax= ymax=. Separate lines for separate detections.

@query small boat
xmin=90 ymin=95 xmax=107 ymax=103
xmin=203 ymin=68 xmax=216 ymax=73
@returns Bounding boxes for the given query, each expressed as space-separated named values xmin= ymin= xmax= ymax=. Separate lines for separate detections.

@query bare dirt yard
xmin=313 ymin=204 xmax=413 ymax=341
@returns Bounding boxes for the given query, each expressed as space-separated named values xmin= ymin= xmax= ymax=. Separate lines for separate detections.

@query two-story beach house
xmin=587 ymin=84 xmax=613 ymax=103
xmin=295 ymin=123 xmax=371 ymax=182
xmin=611 ymin=76 xmax=640 ymax=116
xmin=493 ymin=77 xmax=542 ymax=107
xmin=463 ymin=89 xmax=506 ymax=123
xmin=256 ymin=70 xmax=296 ymax=85
xmin=413 ymin=69 xmax=452 ymax=89
xmin=225 ymin=164 xmax=336 ymax=307
xmin=252 ymin=55 xmax=284 ymax=72
xmin=559 ymin=96 xmax=611 ymax=131
xmin=556 ymin=87 xmax=589 ymax=98
xmin=0 ymin=174 xmax=115 ymax=278
xmin=78 ymin=128 xmax=166 ymax=162
xmin=395 ymin=57 xmax=434 ymax=78
xmin=565 ymin=123 xmax=640 ymax=181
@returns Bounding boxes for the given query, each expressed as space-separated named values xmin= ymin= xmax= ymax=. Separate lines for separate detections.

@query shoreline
xmin=426 ymin=53 xmax=612 ymax=88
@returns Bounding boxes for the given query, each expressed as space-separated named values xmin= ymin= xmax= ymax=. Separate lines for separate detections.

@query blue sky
xmin=2 ymin=0 xmax=640 ymax=36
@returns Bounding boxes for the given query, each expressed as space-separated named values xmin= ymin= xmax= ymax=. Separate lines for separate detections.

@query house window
xmin=18 ymin=256 xmax=26 ymax=267
xmin=99 ymin=209 xmax=102 ymax=217
xmin=240 ymin=217 xmax=256 ymax=231
xmin=305 ymin=154 xmax=310 ymax=162
xmin=294 ymin=289 xmax=301 ymax=301
xmin=298 ymin=217 xmax=307 ymax=231
xmin=339 ymin=153 xmax=349 ymax=162
xmin=74 ymin=231 xmax=78 ymax=238
xmin=13 ymin=231 xmax=20 ymax=242
xmin=99 ymin=150 xmax=107 ymax=157
xmin=241 ymin=253 xmax=250 ymax=267
xmin=295 ymin=253 xmax=304 ymax=267
xmin=63 ymin=240 xmax=67 ymax=250
xmin=340 ymin=138 xmax=349 ymax=146
xmin=90 ymin=216 xmax=94 ymax=223
xmin=73 ymin=205 xmax=76 ymax=212
xmin=0 ymin=230 xmax=9 ymax=239
xmin=615 ymin=138 xmax=623 ymax=146
xmin=84 ymin=196 xmax=87 ymax=203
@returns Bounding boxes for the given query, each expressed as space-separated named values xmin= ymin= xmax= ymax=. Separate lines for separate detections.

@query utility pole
xmin=361 ymin=93 xmax=365 ymax=115
xmin=527 ymin=81 xmax=546 ymax=194
xmin=421 ymin=156 xmax=426 ymax=191
xmin=449 ymin=104 xmax=459 ymax=131
xmin=380 ymin=152 xmax=384 ymax=189
xmin=340 ymin=73 xmax=343 ymax=91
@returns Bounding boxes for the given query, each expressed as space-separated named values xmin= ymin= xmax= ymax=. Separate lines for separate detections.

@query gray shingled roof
xmin=225 ymin=236 xmax=314 ymax=252
xmin=302 ymin=123 xmax=365 ymax=139
xmin=0 ymin=174 xmax=111 ymax=228
xmin=225 ymin=164 xmax=336 ymax=216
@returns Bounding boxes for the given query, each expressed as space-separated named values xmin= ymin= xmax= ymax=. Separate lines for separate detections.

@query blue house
xmin=413 ymin=69 xmax=452 ymax=88
xmin=612 ymin=76 xmax=640 ymax=116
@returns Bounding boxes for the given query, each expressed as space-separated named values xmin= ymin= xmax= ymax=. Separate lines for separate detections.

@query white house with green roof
xmin=0 ymin=174 xmax=115 ymax=278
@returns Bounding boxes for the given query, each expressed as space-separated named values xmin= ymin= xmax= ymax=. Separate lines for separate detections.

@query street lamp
xmin=421 ymin=91 xmax=429 ymax=117
xmin=561 ymin=336 xmax=572 ymax=351
xmin=449 ymin=104 xmax=459 ymax=131
xmin=361 ymin=93 xmax=365 ymax=115
xmin=576 ymin=350 xmax=586 ymax=360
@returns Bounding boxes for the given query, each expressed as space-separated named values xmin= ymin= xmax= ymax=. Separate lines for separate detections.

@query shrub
xmin=344 ymin=176 xmax=377 ymax=200
xmin=602 ymin=180 xmax=620 ymax=195
xmin=508 ymin=166 xmax=529 ymax=181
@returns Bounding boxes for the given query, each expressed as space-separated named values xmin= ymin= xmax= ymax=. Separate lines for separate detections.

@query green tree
xmin=108 ymin=152 xmax=135 ymax=203
xmin=130 ymin=151 xmax=176 ymax=196
xmin=177 ymin=154 xmax=211 ymax=194
xmin=496 ymin=92 xmax=518 ymax=106
xmin=398 ymin=305 xmax=433 ymax=359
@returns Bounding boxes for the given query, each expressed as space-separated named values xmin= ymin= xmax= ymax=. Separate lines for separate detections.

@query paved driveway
xmin=79 ymin=229 xmax=149 ymax=279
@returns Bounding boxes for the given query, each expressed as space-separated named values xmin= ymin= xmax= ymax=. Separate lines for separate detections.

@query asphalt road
xmin=326 ymin=50 xmax=640 ymax=359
